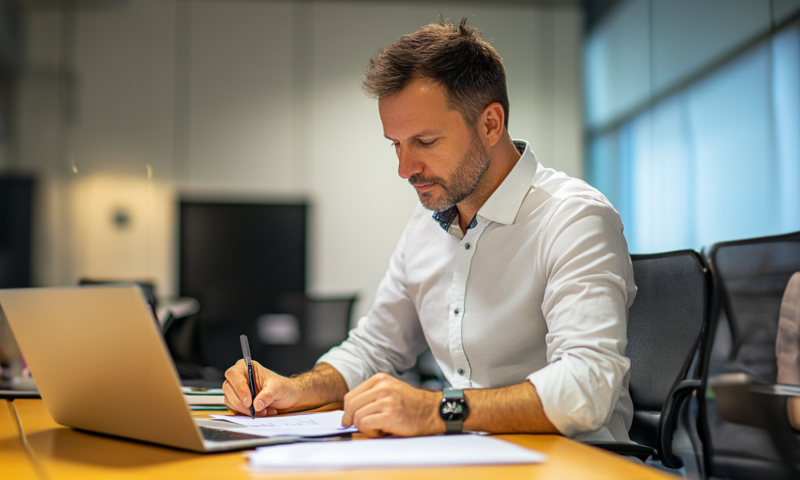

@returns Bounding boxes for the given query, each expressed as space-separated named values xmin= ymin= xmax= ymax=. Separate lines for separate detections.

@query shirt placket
xmin=447 ymin=219 xmax=487 ymax=389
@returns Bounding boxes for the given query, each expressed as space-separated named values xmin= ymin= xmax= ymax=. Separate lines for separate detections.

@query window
xmin=585 ymin=3 xmax=800 ymax=253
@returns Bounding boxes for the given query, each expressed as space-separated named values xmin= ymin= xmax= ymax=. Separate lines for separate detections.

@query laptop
xmin=0 ymin=285 xmax=310 ymax=452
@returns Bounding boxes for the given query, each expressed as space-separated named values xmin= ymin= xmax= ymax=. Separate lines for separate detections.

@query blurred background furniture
xmin=0 ymin=178 xmax=38 ymax=393
xmin=179 ymin=201 xmax=309 ymax=373
xmin=587 ymin=250 xmax=711 ymax=471
xmin=700 ymin=230 xmax=800 ymax=480
xmin=0 ymin=177 xmax=33 ymax=290
xmin=252 ymin=292 xmax=356 ymax=376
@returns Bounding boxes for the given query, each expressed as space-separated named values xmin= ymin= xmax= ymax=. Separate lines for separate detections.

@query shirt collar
xmin=478 ymin=140 xmax=538 ymax=225
xmin=432 ymin=140 xmax=538 ymax=231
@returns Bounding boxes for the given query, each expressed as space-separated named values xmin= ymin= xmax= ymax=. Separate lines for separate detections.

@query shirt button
xmin=454 ymin=308 xmax=460 ymax=315
xmin=465 ymin=243 xmax=471 ymax=250
xmin=458 ymin=369 xmax=465 ymax=375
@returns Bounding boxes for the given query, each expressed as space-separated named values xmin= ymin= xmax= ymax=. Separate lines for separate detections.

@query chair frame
xmin=699 ymin=230 xmax=800 ymax=479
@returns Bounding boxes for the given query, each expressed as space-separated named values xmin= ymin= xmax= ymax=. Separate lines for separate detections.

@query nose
xmin=397 ymin=147 xmax=424 ymax=180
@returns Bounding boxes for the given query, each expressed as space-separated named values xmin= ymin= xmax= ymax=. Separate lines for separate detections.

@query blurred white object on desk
xmin=247 ymin=434 xmax=545 ymax=469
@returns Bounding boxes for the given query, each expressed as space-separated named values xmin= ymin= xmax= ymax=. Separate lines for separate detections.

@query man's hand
xmin=341 ymin=372 xmax=444 ymax=437
xmin=222 ymin=360 xmax=301 ymax=416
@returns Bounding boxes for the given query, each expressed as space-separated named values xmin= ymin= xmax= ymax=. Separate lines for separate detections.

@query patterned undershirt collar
xmin=431 ymin=140 xmax=528 ymax=232
xmin=432 ymin=208 xmax=477 ymax=231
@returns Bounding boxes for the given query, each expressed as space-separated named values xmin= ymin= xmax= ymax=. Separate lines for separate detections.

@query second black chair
xmin=589 ymin=250 xmax=711 ymax=469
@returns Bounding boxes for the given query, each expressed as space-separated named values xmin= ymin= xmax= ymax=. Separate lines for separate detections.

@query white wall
xmin=17 ymin=0 xmax=582 ymax=321
xmin=18 ymin=1 xmax=177 ymax=292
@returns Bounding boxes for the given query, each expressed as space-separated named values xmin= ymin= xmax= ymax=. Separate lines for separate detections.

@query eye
xmin=418 ymin=138 xmax=437 ymax=147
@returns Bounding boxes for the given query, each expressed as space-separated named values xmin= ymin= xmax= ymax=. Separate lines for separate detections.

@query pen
xmin=240 ymin=335 xmax=256 ymax=419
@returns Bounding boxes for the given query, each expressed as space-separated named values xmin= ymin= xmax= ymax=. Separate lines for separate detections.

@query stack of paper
xmin=246 ymin=434 xmax=546 ymax=469
xmin=182 ymin=387 xmax=226 ymax=411
xmin=210 ymin=411 xmax=358 ymax=437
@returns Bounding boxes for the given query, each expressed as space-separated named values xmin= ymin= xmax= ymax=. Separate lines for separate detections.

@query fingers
xmin=342 ymin=386 xmax=385 ymax=426
xmin=224 ymin=358 xmax=299 ymax=417
xmin=351 ymin=396 xmax=389 ymax=428
xmin=223 ymin=391 xmax=248 ymax=416
xmin=350 ymin=399 xmax=395 ymax=437
xmin=356 ymin=411 xmax=391 ymax=438
xmin=223 ymin=393 xmax=278 ymax=417
xmin=342 ymin=373 xmax=394 ymax=426
xmin=224 ymin=359 xmax=255 ymax=410
xmin=222 ymin=379 xmax=248 ymax=413
xmin=253 ymin=387 xmax=277 ymax=414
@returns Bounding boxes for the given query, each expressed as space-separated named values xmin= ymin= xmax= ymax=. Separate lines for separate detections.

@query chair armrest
xmin=659 ymin=378 xmax=701 ymax=469
xmin=585 ymin=441 xmax=657 ymax=462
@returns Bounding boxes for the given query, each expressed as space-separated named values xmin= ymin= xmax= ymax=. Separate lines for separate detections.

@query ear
xmin=479 ymin=102 xmax=506 ymax=148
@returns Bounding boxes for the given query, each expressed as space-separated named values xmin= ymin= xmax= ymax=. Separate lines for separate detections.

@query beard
xmin=408 ymin=132 xmax=491 ymax=212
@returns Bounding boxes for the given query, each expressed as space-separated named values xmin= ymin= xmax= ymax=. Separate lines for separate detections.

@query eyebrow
xmin=384 ymin=130 xmax=442 ymax=141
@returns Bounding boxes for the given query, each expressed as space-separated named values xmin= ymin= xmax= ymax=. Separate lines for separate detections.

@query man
xmin=224 ymin=18 xmax=635 ymax=442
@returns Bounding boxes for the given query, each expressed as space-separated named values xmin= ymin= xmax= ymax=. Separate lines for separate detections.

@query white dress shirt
xmin=318 ymin=140 xmax=635 ymax=441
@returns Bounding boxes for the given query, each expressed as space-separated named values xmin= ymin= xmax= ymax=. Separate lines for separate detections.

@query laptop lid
xmin=0 ymin=285 xmax=207 ymax=451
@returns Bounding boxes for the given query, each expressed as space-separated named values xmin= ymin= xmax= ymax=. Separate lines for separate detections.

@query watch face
xmin=440 ymin=398 xmax=468 ymax=421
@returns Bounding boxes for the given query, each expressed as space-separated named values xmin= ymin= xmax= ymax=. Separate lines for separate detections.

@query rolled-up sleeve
xmin=527 ymin=195 xmax=635 ymax=437
xmin=316 ymin=228 xmax=428 ymax=391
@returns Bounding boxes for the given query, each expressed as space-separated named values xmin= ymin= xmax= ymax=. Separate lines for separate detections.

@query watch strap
xmin=442 ymin=388 xmax=465 ymax=434
xmin=443 ymin=388 xmax=464 ymax=399
xmin=445 ymin=419 xmax=463 ymax=434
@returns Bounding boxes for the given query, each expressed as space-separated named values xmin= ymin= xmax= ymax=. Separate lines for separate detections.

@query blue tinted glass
xmin=773 ymin=28 xmax=800 ymax=234
xmin=627 ymin=98 xmax=696 ymax=253
xmin=586 ymin=24 xmax=800 ymax=253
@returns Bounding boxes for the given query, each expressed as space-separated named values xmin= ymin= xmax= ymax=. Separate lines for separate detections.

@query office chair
xmin=588 ymin=250 xmax=711 ymax=470
xmin=699 ymin=231 xmax=800 ymax=480
xmin=215 ymin=292 xmax=358 ymax=377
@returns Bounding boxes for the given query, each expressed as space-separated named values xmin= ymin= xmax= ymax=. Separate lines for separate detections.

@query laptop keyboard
xmin=200 ymin=426 xmax=264 ymax=442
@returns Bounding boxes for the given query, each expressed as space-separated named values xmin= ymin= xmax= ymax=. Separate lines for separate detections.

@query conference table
xmin=2 ymin=399 xmax=677 ymax=479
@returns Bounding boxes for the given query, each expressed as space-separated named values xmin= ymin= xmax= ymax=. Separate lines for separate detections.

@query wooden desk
xmin=0 ymin=400 xmax=40 ymax=480
xmin=7 ymin=399 xmax=677 ymax=480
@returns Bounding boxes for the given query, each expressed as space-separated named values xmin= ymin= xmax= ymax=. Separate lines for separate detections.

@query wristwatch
xmin=439 ymin=388 xmax=469 ymax=434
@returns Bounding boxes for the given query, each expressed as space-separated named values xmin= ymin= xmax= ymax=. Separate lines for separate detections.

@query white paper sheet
xmin=209 ymin=411 xmax=357 ymax=438
xmin=246 ymin=434 xmax=546 ymax=469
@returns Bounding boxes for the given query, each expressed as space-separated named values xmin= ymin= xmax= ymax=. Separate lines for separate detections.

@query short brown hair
xmin=362 ymin=17 xmax=509 ymax=128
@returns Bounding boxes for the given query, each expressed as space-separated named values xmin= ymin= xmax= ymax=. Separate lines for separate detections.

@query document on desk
xmin=246 ymin=435 xmax=546 ymax=470
xmin=209 ymin=411 xmax=357 ymax=438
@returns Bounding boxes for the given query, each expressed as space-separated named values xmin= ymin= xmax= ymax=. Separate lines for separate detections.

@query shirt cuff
xmin=527 ymin=367 xmax=587 ymax=438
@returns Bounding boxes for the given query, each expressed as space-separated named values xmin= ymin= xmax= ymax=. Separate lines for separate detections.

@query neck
xmin=456 ymin=134 xmax=521 ymax=233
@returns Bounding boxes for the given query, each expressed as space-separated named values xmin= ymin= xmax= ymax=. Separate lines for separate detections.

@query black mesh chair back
xmin=710 ymin=232 xmax=800 ymax=381
xmin=589 ymin=250 xmax=710 ymax=468
xmin=627 ymin=251 xmax=710 ymax=462
xmin=700 ymin=230 xmax=800 ymax=479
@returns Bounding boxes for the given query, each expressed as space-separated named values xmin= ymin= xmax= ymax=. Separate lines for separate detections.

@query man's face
xmin=379 ymin=79 xmax=490 ymax=212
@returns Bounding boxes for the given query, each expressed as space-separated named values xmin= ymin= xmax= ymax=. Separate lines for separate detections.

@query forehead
xmin=378 ymin=79 xmax=464 ymax=137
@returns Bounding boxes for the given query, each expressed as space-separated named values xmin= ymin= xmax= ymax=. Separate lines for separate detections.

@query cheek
xmin=418 ymin=149 xmax=452 ymax=174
